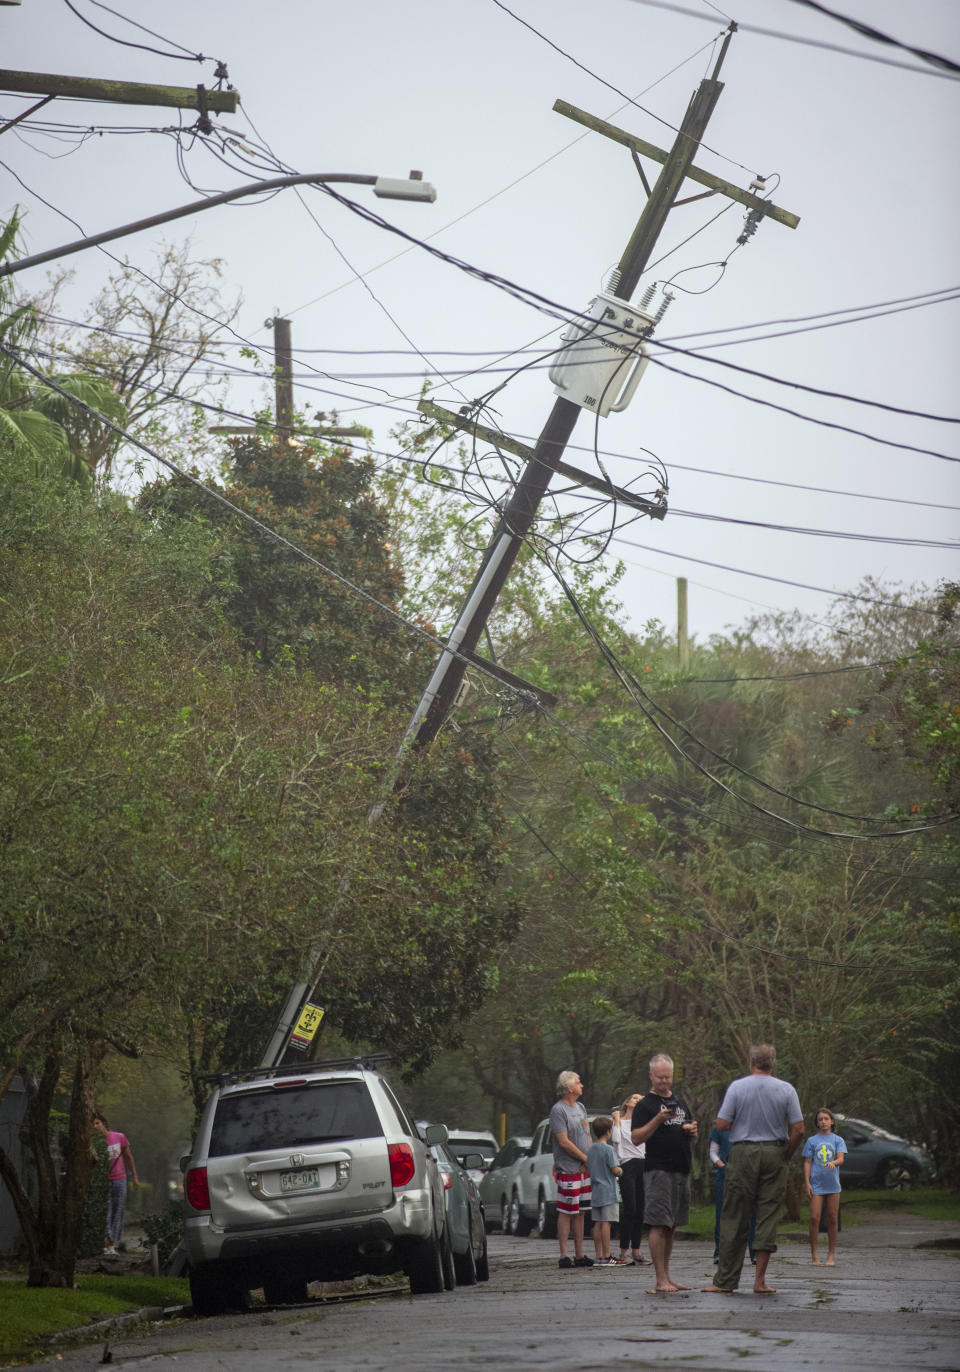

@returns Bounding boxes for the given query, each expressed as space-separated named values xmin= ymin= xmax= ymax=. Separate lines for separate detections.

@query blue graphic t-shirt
xmin=802 ymin=1131 xmax=846 ymax=1195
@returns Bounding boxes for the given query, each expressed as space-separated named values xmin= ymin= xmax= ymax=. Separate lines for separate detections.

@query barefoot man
xmin=702 ymin=1044 xmax=803 ymax=1296
xmin=631 ymin=1053 xmax=698 ymax=1292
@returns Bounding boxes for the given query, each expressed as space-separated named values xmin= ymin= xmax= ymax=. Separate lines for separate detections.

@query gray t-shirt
xmin=717 ymin=1073 xmax=803 ymax=1143
xmin=549 ymin=1099 xmax=590 ymax=1172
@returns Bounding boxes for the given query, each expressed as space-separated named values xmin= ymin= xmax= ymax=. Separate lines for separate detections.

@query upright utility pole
xmin=403 ymin=37 xmax=733 ymax=752
xmin=271 ymin=316 xmax=294 ymax=446
xmin=677 ymin=577 xmax=690 ymax=670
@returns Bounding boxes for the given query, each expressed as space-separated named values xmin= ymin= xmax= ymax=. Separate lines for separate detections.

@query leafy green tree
xmin=138 ymin=434 xmax=431 ymax=702
xmin=1 ymin=213 xmax=125 ymax=482
xmin=0 ymin=447 xmax=518 ymax=1281
xmin=40 ymin=238 xmax=240 ymax=481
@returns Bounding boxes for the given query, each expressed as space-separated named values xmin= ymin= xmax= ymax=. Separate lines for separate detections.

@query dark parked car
xmin=834 ymin=1115 xmax=935 ymax=1189
xmin=427 ymin=1138 xmax=490 ymax=1285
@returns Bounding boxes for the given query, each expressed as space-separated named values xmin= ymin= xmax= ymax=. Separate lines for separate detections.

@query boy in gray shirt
xmin=586 ymin=1115 xmax=622 ymax=1265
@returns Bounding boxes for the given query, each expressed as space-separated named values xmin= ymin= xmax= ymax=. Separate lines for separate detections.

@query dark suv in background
xmin=181 ymin=1057 xmax=448 ymax=1313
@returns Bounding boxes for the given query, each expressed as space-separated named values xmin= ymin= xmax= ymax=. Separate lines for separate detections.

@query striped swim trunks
xmin=556 ymin=1171 xmax=592 ymax=1215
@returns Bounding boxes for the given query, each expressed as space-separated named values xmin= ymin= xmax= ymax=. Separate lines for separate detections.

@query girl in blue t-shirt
xmin=802 ymin=1108 xmax=846 ymax=1266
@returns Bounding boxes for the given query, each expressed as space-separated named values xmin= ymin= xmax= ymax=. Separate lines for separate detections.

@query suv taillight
xmin=388 ymin=1142 xmax=416 ymax=1187
xmin=185 ymin=1166 xmax=210 ymax=1212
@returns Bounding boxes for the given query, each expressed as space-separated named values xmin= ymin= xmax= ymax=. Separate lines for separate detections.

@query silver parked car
xmin=479 ymin=1135 xmax=532 ymax=1233
xmin=181 ymin=1056 xmax=449 ymax=1313
xmin=509 ymin=1113 xmax=603 ymax=1238
xmin=509 ymin=1117 xmax=561 ymax=1237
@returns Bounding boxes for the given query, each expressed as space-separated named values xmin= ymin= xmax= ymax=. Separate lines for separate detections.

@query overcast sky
xmin=3 ymin=0 xmax=958 ymax=648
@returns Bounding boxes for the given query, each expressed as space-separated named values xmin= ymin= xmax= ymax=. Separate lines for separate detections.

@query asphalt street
xmin=25 ymin=1209 xmax=960 ymax=1371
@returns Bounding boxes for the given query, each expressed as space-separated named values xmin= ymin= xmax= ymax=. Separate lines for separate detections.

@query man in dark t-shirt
xmin=631 ymin=1053 xmax=697 ymax=1292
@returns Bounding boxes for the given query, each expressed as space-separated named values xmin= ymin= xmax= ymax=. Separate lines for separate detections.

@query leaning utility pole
xmin=261 ymin=25 xmax=801 ymax=1067
xmin=400 ymin=26 xmax=796 ymax=753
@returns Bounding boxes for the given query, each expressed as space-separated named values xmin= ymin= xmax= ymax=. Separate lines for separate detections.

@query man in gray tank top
xmin=702 ymin=1043 xmax=803 ymax=1295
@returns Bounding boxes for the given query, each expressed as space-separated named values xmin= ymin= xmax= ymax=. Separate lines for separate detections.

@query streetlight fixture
xmin=0 ymin=170 xmax=436 ymax=277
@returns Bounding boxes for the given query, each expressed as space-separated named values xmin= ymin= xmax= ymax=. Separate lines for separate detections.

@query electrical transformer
xmin=548 ymin=290 xmax=656 ymax=418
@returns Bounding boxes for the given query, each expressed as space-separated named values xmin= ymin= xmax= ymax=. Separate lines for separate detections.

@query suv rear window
xmin=449 ymin=1137 xmax=497 ymax=1160
xmin=209 ymin=1080 xmax=383 ymax=1157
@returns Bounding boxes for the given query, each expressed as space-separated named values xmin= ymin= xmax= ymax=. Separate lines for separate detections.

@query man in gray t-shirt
xmin=548 ymin=1070 xmax=593 ymax=1268
xmin=703 ymin=1044 xmax=803 ymax=1295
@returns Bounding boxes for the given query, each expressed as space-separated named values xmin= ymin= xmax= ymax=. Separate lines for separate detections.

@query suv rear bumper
xmin=184 ymin=1185 xmax=435 ymax=1268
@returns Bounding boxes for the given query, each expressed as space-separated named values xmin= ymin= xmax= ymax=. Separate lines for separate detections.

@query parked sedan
xmin=428 ymin=1139 xmax=490 ymax=1285
xmin=834 ymin=1115 xmax=935 ymax=1189
xmin=479 ymin=1136 xmax=532 ymax=1233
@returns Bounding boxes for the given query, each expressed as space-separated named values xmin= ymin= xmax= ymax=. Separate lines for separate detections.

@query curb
xmin=43 ymin=1302 xmax=190 ymax=1345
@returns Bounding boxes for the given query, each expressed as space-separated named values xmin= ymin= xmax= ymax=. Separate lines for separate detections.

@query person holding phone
xmin=630 ymin=1053 xmax=698 ymax=1293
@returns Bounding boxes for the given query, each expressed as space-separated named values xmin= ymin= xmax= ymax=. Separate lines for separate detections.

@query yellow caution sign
xmin=289 ymin=1002 xmax=325 ymax=1052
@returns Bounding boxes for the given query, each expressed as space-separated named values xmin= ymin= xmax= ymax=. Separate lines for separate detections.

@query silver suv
xmin=181 ymin=1057 xmax=449 ymax=1313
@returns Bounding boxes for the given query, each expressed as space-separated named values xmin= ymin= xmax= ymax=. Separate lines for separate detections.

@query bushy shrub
xmin=78 ymin=1132 xmax=108 ymax=1258
xmin=140 ymin=1200 xmax=184 ymax=1266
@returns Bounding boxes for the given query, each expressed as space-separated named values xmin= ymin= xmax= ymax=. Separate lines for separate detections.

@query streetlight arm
xmin=0 ymin=171 xmax=436 ymax=277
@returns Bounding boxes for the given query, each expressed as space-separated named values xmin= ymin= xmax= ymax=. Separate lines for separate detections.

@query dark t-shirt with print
xmin=632 ymin=1091 xmax=693 ymax=1174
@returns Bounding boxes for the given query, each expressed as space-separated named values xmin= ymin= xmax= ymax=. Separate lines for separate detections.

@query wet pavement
xmin=21 ymin=1208 xmax=960 ymax=1371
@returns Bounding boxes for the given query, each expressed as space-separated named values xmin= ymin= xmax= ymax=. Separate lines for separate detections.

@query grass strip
xmin=0 ymin=1274 xmax=188 ymax=1362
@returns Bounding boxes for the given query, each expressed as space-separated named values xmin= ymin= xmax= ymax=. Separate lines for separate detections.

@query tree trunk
xmin=2 ymin=1038 xmax=106 ymax=1287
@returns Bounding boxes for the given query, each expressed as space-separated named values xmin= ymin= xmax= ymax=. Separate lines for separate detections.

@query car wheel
xmin=189 ymin=1264 xmax=249 ymax=1317
xmin=510 ymin=1189 xmax=533 ymax=1237
xmin=454 ymin=1236 xmax=478 ymax=1286
xmin=476 ymin=1233 xmax=490 ymax=1283
xmin=263 ymin=1275 xmax=308 ymax=1305
xmin=537 ymin=1191 xmax=558 ymax=1239
xmin=500 ymin=1195 xmax=511 ymax=1232
xmin=441 ymin=1224 xmax=457 ymax=1291
xmin=880 ymin=1158 xmax=917 ymax=1190
xmin=408 ymin=1233 xmax=445 ymax=1295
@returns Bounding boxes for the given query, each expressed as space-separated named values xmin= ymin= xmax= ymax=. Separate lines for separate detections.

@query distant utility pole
xmin=271 ymin=317 xmax=294 ymax=445
xmin=206 ymin=317 xmax=369 ymax=445
xmin=402 ymin=25 xmax=797 ymax=752
xmin=677 ymin=577 xmax=690 ymax=670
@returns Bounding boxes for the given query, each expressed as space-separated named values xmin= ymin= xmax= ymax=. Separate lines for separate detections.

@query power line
xmin=489 ymin=0 xmax=754 ymax=174
xmin=608 ymin=532 xmax=942 ymax=617
xmin=648 ymin=356 xmax=960 ymax=464
xmin=0 ymin=341 xmax=547 ymax=717
xmin=60 ymin=0 xmax=209 ymax=63
xmin=783 ymin=0 xmax=960 ymax=77
xmin=652 ymin=337 xmax=960 ymax=426
xmin=42 ymin=332 xmax=955 ymax=555
xmin=626 ymin=0 xmax=960 ymax=82
xmin=274 ymin=32 xmax=722 ymax=322
xmin=685 ymin=647 xmax=959 ymax=686
xmin=543 ymin=556 xmax=957 ymax=838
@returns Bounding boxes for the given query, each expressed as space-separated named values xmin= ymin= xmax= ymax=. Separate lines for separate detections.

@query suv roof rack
xmin=202 ymin=1053 xmax=393 ymax=1086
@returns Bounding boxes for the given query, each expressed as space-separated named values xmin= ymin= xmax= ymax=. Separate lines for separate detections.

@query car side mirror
xmin=462 ymin=1153 xmax=486 ymax=1170
xmin=423 ymin=1122 xmax=449 ymax=1146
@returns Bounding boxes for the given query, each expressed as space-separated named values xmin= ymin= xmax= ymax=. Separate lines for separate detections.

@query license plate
xmin=280 ymin=1167 xmax=321 ymax=1192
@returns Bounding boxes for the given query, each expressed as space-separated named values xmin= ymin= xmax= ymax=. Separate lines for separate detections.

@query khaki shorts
xmin=643 ymin=1168 xmax=690 ymax=1228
